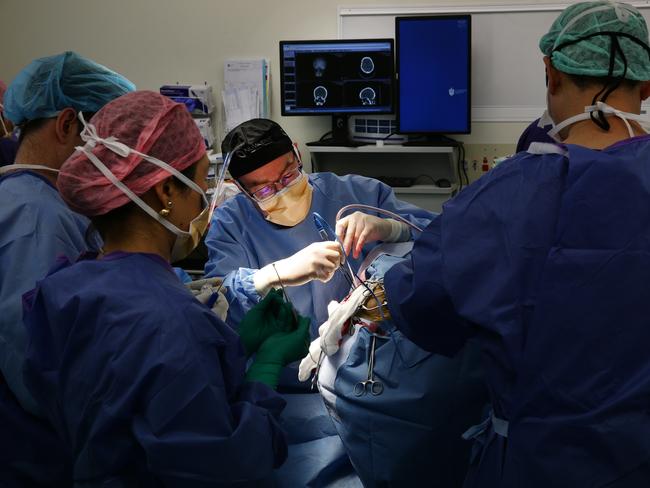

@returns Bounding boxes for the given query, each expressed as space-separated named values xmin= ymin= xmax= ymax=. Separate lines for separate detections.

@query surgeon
xmin=0 ymin=52 xmax=134 ymax=416
xmin=206 ymin=118 xmax=434 ymax=331
xmin=0 ymin=80 xmax=18 ymax=165
xmin=0 ymin=52 xmax=133 ymax=484
xmin=205 ymin=119 xmax=434 ymax=486
xmin=383 ymin=2 xmax=650 ymax=486
xmin=22 ymin=91 xmax=306 ymax=486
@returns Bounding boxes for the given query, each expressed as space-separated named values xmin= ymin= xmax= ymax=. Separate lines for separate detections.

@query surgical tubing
xmin=336 ymin=204 xmax=424 ymax=233
xmin=212 ymin=142 xmax=245 ymax=216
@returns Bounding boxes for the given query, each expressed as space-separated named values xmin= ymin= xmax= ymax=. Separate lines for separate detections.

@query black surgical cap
xmin=222 ymin=118 xmax=294 ymax=178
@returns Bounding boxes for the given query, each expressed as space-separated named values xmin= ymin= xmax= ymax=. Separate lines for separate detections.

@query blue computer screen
xmin=280 ymin=39 xmax=394 ymax=116
xmin=397 ymin=16 xmax=471 ymax=133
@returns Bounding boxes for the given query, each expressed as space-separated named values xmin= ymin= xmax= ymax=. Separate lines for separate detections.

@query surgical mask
xmin=547 ymin=101 xmax=650 ymax=142
xmin=538 ymin=110 xmax=554 ymax=128
xmin=75 ymin=113 xmax=210 ymax=262
xmin=0 ymin=164 xmax=60 ymax=176
xmin=258 ymin=172 xmax=313 ymax=227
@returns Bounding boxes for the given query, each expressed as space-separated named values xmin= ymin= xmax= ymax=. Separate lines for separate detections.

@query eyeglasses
xmin=249 ymin=164 xmax=303 ymax=202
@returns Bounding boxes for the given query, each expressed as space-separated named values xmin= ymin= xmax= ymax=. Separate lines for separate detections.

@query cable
xmin=461 ymin=144 xmax=469 ymax=186
xmin=211 ymin=142 xmax=245 ymax=217
xmin=271 ymin=262 xmax=299 ymax=323
xmin=319 ymin=130 xmax=334 ymax=142
xmin=457 ymin=145 xmax=464 ymax=192
xmin=335 ymin=204 xmax=423 ymax=233
xmin=382 ymin=131 xmax=400 ymax=141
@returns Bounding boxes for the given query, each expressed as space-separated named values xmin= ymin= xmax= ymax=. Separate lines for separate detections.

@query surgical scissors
xmin=354 ymin=334 xmax=384 ymax=396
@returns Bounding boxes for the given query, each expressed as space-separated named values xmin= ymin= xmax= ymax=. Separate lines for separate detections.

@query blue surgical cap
xmin=4 ymin=51 xmax=135 ymax=125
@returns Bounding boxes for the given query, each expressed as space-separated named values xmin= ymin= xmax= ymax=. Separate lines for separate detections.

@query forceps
xmin=353 ymin=334 xmax=384 ymax=396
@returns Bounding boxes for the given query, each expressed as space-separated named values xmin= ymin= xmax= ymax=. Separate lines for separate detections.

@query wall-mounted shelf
xmin=308 ymin=144 xmax=459 ymax=213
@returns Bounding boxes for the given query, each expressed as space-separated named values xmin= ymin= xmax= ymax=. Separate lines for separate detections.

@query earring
xmin=159 ymin=201 xmax=173 ymax=217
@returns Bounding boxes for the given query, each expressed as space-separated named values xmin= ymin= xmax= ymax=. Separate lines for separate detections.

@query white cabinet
xmin=308 ymin=144 xmax=458 ymax=213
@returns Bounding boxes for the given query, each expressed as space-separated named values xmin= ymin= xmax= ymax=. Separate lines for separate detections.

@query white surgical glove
xmin=335 ymin=211 xmax=409 ymax=259
xmin=187 ymin=277 xmax=230 ymax=322
xmin=298 ymin=300 xmax=341 ymax=382
xmin=320 ymin=285 xmax=369 ymax=355
xmin=299 ymin=337 xmax=323 ymax=382
xmin=254 ymin=241 xmax=343 ymax=296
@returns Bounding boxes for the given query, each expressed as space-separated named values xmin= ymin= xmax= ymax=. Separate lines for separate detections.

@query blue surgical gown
xmin=22 ymin=251 xmax=288 ymax=487
xmin=385 ymin=137 xmax=650 ymax=487
xmin=0 ymin=170 xmax=93 ymax=415
xmin=205 ymin=172 xmax=434 ymax=487
xmin=205 ymin=172 xmax=434 ymax=332
xmin=0 ymin=136 xmax=18 ymax=166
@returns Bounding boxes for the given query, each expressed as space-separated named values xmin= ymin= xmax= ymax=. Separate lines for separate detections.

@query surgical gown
xmin=22 ymin=251 xmax=288 ymax=487
xmin=385 ymin=138 xmax=650 ymax=487
xmin=0 ymin=136 xmax=18 ymax=166
xmin=0 ymin=170 xmax=93 ymax=415
xmin=205 ymin=172 xmax=434 ymax=332
xmin=205 ymin=172 xmax=434 ymax=487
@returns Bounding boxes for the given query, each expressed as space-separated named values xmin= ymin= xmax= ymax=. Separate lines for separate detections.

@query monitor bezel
xmin=395 ymin=15 xmax=472 ymax=135
xmin=279 ymin=38 xmax=396 ymax=117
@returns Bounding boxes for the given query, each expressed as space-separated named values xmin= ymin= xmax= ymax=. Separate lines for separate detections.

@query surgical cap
xmin=540 ymin=1 xmax=650 ymax=80
xmin=3 ymin=51 xmax=135 ymax=125
xmin=222 ymin=118 xmax=294 ymax=178
xmin=58 ymin=91 xmax=205 ymax=217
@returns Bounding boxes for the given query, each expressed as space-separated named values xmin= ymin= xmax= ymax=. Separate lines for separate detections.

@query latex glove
xmin=254 ymin=241 xmax=343 ymax=296
xmin=298 ymin=300 xmax=339 ymax=382
xmin=187 ymin=278 xmax=229 ymax=322
xmin=245 ymin=315 xmax=311 ymax=389
xmin=320 ymin=285 xmax=369 ymax=356
xmin=237 ymin=289 xmax=295 ymax=356
xmin=336 ymin=211 xmax=409 ymax=259
xmin=298 ymin=337 xmax=322 ymax=382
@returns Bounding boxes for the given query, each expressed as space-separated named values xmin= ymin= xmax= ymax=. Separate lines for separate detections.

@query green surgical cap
xmin=540 ymin=1 xmax=650 ymax=80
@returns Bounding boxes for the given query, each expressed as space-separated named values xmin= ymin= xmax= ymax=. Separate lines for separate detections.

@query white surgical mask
xmin=547 ymin=101 xmax=650 ymax=143
xmin=75 ymin=113 xmax=210 ymax=262
xmin=0 ymin=164 xmax=60 ymax=176
xmin=538 ymin=110 xmax=554 ymax=128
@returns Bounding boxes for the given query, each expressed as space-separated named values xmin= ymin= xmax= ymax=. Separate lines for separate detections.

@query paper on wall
xmin=223 ymin=59 xmax=269 ymax=132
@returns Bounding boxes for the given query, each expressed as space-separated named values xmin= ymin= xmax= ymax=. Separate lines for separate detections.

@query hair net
xmin=3 ymin=51 xmax=135 ymax=125
xmin=222 ymin=118 xmax=294 ymax=178
xmin=540 ymin=1 xmax=650 ymax=80
xmin=58 ymin=90 xmax=206 ymax=217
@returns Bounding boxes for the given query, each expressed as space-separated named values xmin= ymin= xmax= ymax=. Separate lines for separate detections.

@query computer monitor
xmin=280 ymin=39 xmax=394 ymax=145
xmin=396 ymin=15 xmax=471 ymax=136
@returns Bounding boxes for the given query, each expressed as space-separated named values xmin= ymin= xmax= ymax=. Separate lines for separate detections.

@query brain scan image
xmin=360 ymin=56 xmax=375 ymax=76
xmin=289 ymin=48 xmax=392 ymax=111
xmin=313 ymin=85 xmax=328 ymax=106
xmin=313 ymin=57 xmax=327 ymax=77
xmin=359 ymin=86 xmax=376 ymax=105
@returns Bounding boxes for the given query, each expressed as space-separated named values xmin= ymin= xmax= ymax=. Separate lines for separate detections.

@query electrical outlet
xmin=463 ymin=144 xmax=517 ymax=183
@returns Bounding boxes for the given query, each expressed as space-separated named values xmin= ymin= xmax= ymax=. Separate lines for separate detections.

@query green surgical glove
xmin=245 ymin=315 xmax=311 ymax=389
xmin=237 ymin=289 xmax=295 ymax=356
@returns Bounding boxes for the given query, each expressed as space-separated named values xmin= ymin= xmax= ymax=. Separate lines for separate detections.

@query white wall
xmin=0 ymin=0 xmax=570 ymax=161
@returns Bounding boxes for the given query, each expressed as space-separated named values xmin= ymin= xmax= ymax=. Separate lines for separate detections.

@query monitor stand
xmin=403 ymin=134 xmax=460 ymax=147
xmin=306 ymin=115 xmax=367 ymax=147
